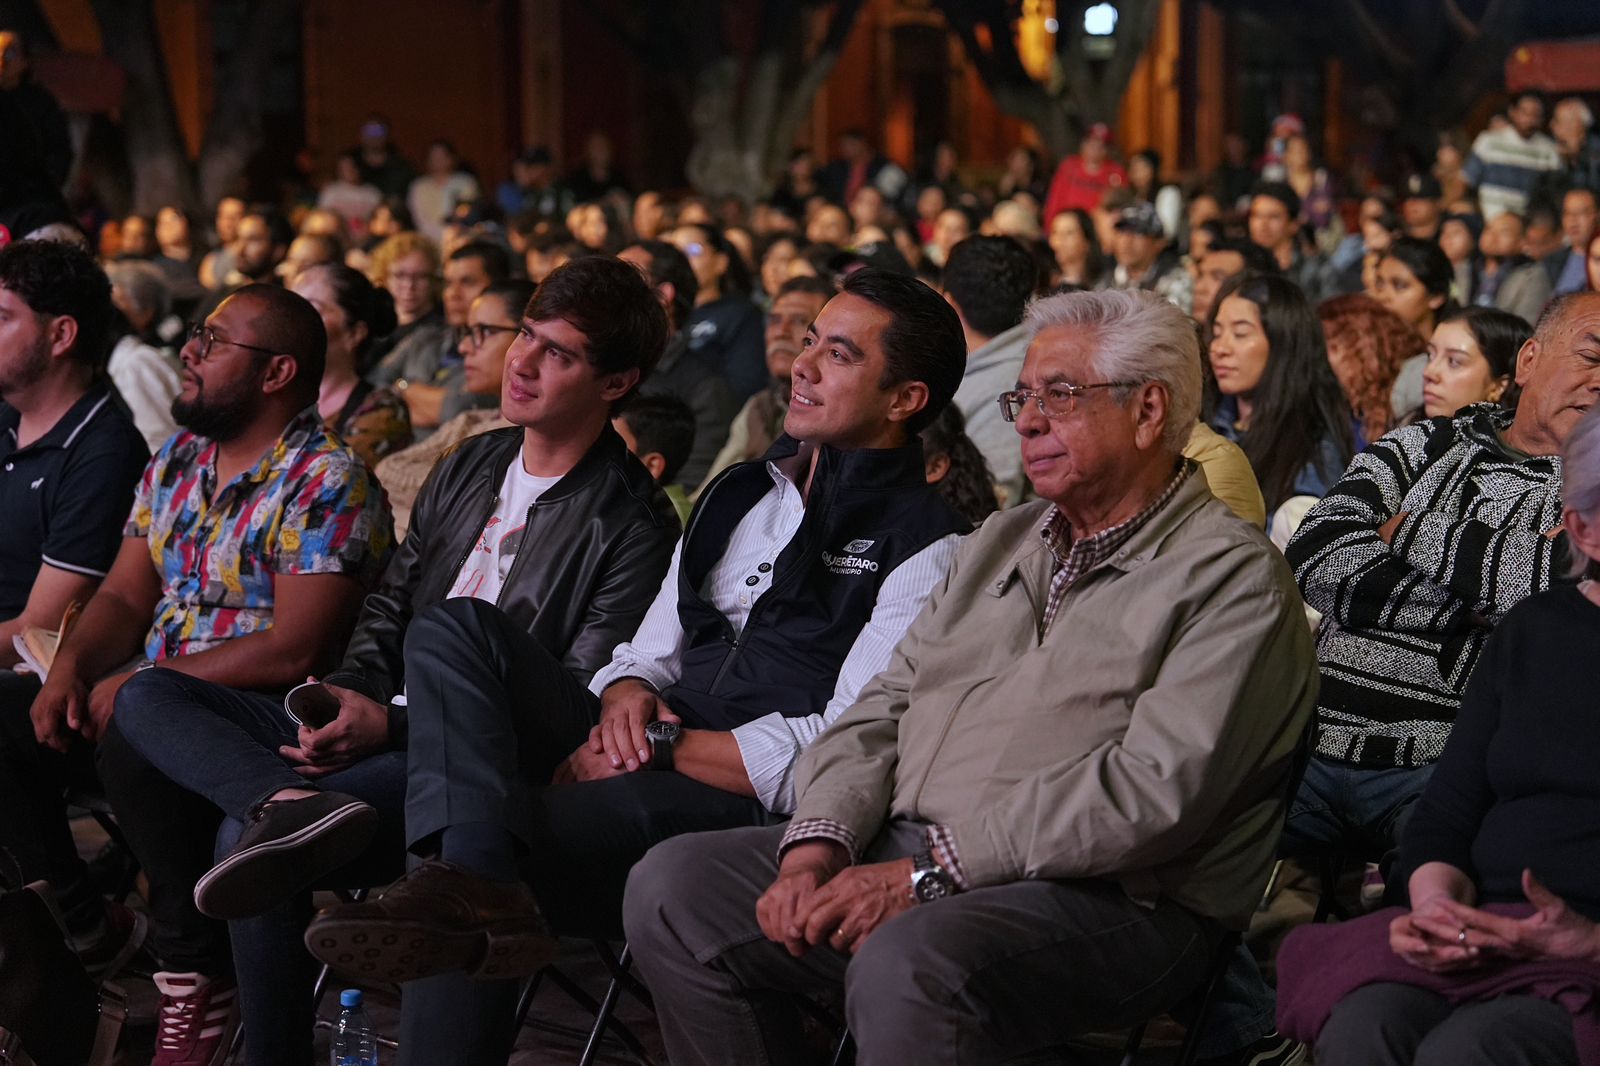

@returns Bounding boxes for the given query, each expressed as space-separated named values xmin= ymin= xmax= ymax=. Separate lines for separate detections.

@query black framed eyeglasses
xmin=997 ymin=381 xmax=1140 ymax=422
xmin=184 ymin=322 xmax=283 ymax=362
xmin=458 ymin=323 xmax=522 ymax=348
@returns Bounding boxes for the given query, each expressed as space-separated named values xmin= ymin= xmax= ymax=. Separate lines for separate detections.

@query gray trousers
xmin=1315 ymin=982 xmax=1578 ymax=1066
xmin=623 ymin=822 xmax=1223 ymax=1066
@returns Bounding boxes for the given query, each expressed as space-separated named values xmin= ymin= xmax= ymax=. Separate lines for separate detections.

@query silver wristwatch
xmin=910 ymin=849 xmax=956 ymax=903
xmin=644 ymin=719 xmax=681 ymax=771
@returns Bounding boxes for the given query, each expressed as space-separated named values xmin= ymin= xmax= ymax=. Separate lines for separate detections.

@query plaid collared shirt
xmin=1036 ymin=462 xmax=1193 ymax=638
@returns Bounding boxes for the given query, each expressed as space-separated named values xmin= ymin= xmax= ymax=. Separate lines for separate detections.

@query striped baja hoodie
xmin=1285 ymin=405 xmax=1568 ymax=769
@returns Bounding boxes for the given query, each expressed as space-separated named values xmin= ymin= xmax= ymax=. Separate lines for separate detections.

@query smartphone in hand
xmin=284 ymin=681 xmax=342 ymax=729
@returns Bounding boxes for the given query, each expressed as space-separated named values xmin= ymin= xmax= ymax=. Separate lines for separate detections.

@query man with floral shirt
xmin=0 ymin=283 xmax=391 ymax=1060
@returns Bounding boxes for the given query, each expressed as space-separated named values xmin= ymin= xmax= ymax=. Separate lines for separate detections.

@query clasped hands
xmin=552 ymin=678 xmax=680 ymax=784
xmin=1390 ymin=869 xmax=1600 ymax=974
xmin=755 ymin=840 xmax=916 ymax=958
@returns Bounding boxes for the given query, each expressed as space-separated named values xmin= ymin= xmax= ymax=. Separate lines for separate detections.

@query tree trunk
xmin=196 ymin=0 xmax=302 ymax=209
xmin=87 ymin=0 xmax=197 ymax=212
xmin=681 ymin=0 xmax=866 ymax=201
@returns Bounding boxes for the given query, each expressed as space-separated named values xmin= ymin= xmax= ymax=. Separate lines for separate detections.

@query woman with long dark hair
xmin=1207 ymin=272 xmax=1355 ymax=514
xmin=1373 ymin=237 xmax=1458 ymax=341
xmin=1046 ymin=207 xmax=1105 ymax=288
xmin=1418 ymin=306 xmax=1529 ymax=420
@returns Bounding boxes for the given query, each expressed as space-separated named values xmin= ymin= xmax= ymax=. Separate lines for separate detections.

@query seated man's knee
xmin=844 ymin=915 xmax=947 ymax=1029
xmin=404 ymin=596 xmax=502 ymax=658
xmin=623 ymin=835 xmax=704 ymax=941
xmin=108 ymin=667 xmax=186 ymax=745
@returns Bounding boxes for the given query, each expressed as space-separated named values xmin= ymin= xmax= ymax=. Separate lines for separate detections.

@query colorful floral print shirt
xmin=124 ymin=406 xmax=394 ymax=661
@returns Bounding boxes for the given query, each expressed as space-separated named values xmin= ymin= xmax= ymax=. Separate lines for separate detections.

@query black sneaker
xmin=193 ymin=792 xmax=378 ymax=920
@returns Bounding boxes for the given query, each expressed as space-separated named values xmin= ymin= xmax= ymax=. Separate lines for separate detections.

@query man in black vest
xmin=301 ymin=268 xmax=971 ymax=1065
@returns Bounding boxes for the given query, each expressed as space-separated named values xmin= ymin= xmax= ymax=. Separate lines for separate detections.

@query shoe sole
xmin=194 ymin=802 xmax=379 ymax=920
xmin=304 ymin=914 xmax=558 ymax=983
xmin=1244 ymin=1041 xmax=1308 ymax=1066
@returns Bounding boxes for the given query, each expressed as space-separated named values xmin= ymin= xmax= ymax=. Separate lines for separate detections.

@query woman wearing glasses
xmin=374 ymin=280 xmax=535 ymax=538
xmin=288 ymin=263 xmax=412 ymax=470
xmin=1206 ymin=272 xmax=1355 ymax=534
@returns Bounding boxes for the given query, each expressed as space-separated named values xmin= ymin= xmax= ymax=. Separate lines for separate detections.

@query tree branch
xmin=767 ymin=0 xmax=866 ymax=175
xmin=1339 ymin=0 xmax=1414 ymax=72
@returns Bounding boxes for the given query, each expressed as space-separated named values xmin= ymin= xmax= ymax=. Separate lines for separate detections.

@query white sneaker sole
xmin=193 ymin=802 xmax=377 ymax=920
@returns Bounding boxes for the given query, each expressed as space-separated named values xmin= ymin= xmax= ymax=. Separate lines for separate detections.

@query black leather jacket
xmin=323 ymin=423 xmax=680 ymax=746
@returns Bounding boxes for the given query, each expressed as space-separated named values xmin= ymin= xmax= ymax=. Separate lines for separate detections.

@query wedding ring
xmin=1457 ymin=927 xmax=1469 ymax=946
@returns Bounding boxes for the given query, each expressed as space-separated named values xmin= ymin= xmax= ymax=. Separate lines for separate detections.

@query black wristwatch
xmin=644 ymin=719 xmax=681 ymax=771
xmin=909 ymin=849 xmax=956 ymax=903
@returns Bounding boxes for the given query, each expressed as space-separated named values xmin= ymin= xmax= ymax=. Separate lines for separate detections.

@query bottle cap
xmin=339 ymin=988 xmax=363 ymax=1008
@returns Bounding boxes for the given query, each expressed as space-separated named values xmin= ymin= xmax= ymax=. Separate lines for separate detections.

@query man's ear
xmin=640 ymin=450 xmax=668 ymax=481
xmin=46 ymin=315 xmax=80 ymax=362
xmin=599 ymin=368 xmax=641 ymax=404
xmin=1514 ymin=337 xmax=1539 ymax=387
xmin=1132 ymin=381 xmax=1170 ymax=451
xmin=259 ymin=352 xmax=300 ymax=396
xmin=885 ymin=380 xmax=930 ymax=428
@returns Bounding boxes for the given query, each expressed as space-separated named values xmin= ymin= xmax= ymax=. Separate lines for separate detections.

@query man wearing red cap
xmin=1044 ymin=123 xmax=1127 ymax=223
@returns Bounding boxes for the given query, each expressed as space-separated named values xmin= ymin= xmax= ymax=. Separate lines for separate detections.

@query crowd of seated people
xmin=3 ymin=79 xmax=1600 ymax=1066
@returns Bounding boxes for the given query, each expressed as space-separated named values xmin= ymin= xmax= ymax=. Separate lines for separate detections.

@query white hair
xmin=103 ymin=259 xmax=172 ymax=319
xmin=1564 ymin=403 xmax=1600 ymax=578
xmin=1556 ymin=97 xmax=1595 ymax=130
xmin=1022 ymin=287 xmax=1202 ymax=453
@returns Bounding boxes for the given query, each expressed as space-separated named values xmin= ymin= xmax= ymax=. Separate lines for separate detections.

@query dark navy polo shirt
xmin=0 ymin=384 xmax=150 ymax=622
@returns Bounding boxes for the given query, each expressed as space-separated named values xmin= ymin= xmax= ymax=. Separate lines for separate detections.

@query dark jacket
xmin=640 ymin=333 xmax=738 ymax=488
xmin=326 ymin=423 xmax=680 ymax=744
xmin=665 ymin=434 xmax=970 ymax=731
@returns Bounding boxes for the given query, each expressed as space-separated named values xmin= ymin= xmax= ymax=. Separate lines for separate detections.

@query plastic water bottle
xmin=330 ymin=988 xmax=378 ymax=1066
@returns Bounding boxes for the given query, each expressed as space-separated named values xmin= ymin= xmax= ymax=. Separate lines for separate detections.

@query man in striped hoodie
xmin=1282 ymin=291 xmax=1600 ymax=855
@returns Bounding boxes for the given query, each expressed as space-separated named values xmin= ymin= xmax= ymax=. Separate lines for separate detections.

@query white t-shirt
xmin=448 ymin=460 xmax=562 ymax=603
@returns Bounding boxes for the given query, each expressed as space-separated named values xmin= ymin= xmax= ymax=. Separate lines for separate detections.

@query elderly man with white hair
xmin=622 ymin=289 xmax=1319 ymax=1065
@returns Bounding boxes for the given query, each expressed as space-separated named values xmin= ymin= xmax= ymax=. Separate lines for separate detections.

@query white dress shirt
xmin=589 ymin=447 xmax=961 ymax=814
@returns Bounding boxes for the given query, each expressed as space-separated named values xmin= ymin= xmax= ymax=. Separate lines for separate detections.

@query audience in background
xmin=11 ymin=70 xmax=1600 ymax=1066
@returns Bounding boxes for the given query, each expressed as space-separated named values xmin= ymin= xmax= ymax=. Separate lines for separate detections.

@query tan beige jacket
xmin=791 ymin=474 xmax=1317 ymax=929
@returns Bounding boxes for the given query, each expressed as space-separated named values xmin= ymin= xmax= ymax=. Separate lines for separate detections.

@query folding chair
xmin=1117 ymin=930 xmax=1241 ymax=1066
xmin=65 ymin=788 xmax=141 ymax=904
xmin=512 ymin=939 xmax=658 ymax=1066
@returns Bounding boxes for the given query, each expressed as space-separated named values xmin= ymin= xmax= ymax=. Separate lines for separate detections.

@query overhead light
xmin=1044 ymin=17 xmax=1059 ymax=32
xmin=1084 ymin=3 xmax=1118 ymax=36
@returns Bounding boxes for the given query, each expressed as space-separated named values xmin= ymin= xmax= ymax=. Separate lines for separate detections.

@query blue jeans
xmin=1204 ymin=756 xmax=1438 ymax=1057
xmin=100 ymin=669 xmax=408 ymax=1066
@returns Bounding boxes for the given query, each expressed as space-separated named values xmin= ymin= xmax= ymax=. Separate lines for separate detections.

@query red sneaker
xmin=151 ymin=972 xmax=238 ymax=1066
